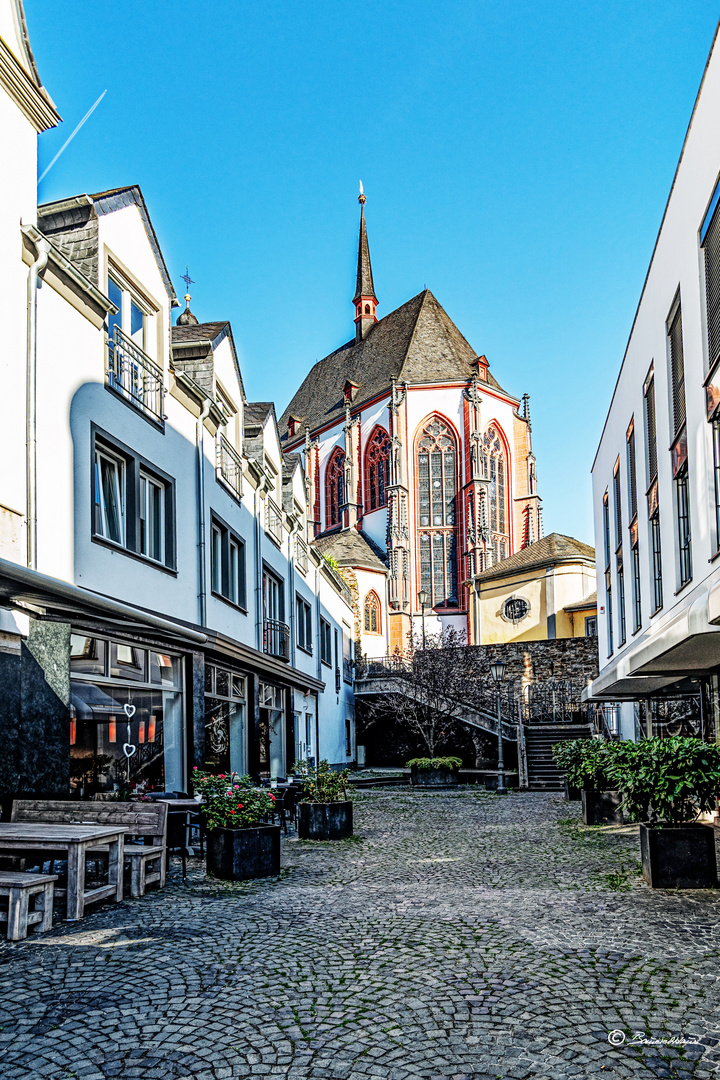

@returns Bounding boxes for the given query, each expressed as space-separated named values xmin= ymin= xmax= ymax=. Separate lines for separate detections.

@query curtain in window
xmin=364 ymin=426 xmax=391 ymax=511
xmin=416 ymin=417 xmax=458 ymax=607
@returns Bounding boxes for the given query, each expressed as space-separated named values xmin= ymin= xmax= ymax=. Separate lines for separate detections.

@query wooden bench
xmin=11 ymin=801 xmax=168 ymax=899
xmin=0 ymin=870 xmax=57 ymax=941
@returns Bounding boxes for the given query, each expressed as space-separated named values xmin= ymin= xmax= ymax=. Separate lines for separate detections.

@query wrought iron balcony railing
xmin=295 ymin=535 xmax=309 ymax=574
xmin=106 ymin=324 xmax=165 ymax=425
xmin=343 ymin=658 xmax=354 ymax=684
xmin=265 ymin=498 xmax=283 ymax=544
xmin=216 ymin=434 xmax=243 ymax=500
xmin=263 ymin=618 xmax=290 ymax=661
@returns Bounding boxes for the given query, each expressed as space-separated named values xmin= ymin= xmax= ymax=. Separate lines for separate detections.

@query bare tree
xmin=361 ymin=628 xmax=487 ymax=759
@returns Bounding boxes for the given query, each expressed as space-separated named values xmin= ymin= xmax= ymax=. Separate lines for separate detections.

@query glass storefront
xmin=259 ymin=682 xmax=285 ymax=779
xmin=70 ymin=634 xmax=184 ymax=797
xmin=204 ymin=663 xmax=247 ymax=776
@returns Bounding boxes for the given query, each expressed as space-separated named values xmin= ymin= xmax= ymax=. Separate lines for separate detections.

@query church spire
xmin=353 ymin=182 xmax=378 ymax=342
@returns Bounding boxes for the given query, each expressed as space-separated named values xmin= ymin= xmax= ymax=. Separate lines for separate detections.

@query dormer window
xmin=343 ymin=381 xmax=359 ymax=404
xmin=287 ymin=415 xmax=301 ymax=438
xmin=475 ymin=355 xmax=488 ymax=382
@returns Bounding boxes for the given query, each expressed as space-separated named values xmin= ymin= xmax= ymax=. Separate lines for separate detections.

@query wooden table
xmin=0 ymin=823 xmax=127 ymax=921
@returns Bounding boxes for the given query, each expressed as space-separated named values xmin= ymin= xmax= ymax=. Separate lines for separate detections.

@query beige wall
xmin=473 ymin=559 xmax=595 ymax=644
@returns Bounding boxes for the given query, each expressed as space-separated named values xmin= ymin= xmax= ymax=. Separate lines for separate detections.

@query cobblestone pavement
xmin=3 ymin=790 xmax=720 ymax=1080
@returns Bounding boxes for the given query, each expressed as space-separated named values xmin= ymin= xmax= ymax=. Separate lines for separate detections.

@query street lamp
xmin=490 ymin=659 xmax=508 ymax=795
xmin=418 ymin=589 xmax=429 ymax=650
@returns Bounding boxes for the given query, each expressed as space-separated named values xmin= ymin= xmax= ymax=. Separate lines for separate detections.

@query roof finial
xmin=359 ymin=180 xmax=366 ymax=205
xmin=176 ymin=265 xmax=199 ymax=326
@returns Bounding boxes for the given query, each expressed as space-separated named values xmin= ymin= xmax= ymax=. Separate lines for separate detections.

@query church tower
xmin=353 ymin=184 xmax=378 ymax=342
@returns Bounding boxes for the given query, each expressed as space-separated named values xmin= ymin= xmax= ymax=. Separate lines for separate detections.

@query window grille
xmin=676 ymin=466 xmax=692 ymax=587
xmin=650 ymin=511 xmax=663 ymax=613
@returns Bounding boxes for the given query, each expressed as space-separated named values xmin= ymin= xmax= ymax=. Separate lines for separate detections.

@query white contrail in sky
xmin=38 ymin=90 xmax=107 ymax=184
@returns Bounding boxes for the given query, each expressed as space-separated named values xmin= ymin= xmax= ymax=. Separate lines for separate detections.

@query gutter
xmin=26 ymin=235 xmax=50 ymax=569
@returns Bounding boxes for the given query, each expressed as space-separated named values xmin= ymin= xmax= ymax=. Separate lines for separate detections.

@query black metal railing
xmin=106 ymin=324 xmax=164 ymax=425
xmin=343 ymin=658 xmax=353 ymax=684
xmin=216 ymin=434 xmax=243 ymax=499
xmin=263 ymin=619 xmax=290 ymax=661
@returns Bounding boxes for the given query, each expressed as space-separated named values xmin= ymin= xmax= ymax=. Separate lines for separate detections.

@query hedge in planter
xmin=407 ymin=756 xmax=462 ymax=787
xmin=552 ymin=739 xmax=623 ymax=823
xmin=192 ymin=768 xmax=280 ymax=881
xmin=294 ymin=759 xmax=353 ymax=840
xmin=605 ymin=736 xmax=720 ymax=889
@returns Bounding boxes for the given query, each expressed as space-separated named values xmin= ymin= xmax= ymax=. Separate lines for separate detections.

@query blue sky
xmin=27 ymin=0 xmax=720 ymax=545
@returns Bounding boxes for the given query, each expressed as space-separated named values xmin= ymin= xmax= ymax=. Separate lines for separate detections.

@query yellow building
xmin=469 ymin=533 xmax=597 ymax=645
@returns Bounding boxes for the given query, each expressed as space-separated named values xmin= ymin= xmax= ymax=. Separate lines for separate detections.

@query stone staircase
xmin=524 ymin=723 xmax=593 ymax=791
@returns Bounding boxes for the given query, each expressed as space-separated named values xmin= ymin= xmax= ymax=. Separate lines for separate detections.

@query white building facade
xmin=0 ymin=0 xmax=354 ymax=803
xmin=586 ymin=19 xmax=720 ymax=742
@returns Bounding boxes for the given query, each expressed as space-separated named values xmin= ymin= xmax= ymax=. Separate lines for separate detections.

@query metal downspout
xmin=26 ymin=238 xmax=50 ymax=570
xmin=255 ymin=488 xmax=263 ymax=652
xmin=196 ymin=398 xmax=212 ymax=626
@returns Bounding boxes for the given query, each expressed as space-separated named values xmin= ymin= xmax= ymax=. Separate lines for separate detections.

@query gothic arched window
xmin=363 ymin=591 xmax=381 ymax=633
xmin=364 ymin=425 xmax=391 ymax=512
xmin=483 ymin=425 xmax=509 ymax=562
xmin=416 ymin=416 xmax=459 ymax=608
xmin=325 ymin=446 xmax=345 ymax=529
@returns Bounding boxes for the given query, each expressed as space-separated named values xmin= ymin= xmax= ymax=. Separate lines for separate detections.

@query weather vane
xmin=359 ymin=180 xmax=366 ymax=205
xmin=181 ymin=265 xmax=195 ymax=293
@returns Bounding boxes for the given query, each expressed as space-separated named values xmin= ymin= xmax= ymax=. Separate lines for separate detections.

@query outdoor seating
xmin=0 ymin=870 xmax=57 ymax=941
xmin=11 ymin=801 xmax=167 ymax=900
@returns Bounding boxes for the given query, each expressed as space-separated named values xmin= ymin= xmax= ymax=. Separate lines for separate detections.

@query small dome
xmin=176 ymin=292 xmax=199 ymax=326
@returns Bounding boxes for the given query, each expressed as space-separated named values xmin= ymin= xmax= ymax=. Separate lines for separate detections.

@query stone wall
xmin=465 ymin=637 xmax=599 ymax=696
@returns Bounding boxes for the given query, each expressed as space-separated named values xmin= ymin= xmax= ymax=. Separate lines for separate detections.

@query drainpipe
xmin=196 ymin=398 xmax=212 ymax=626
xmin=26 ymin=237 xmax=50 ymax=570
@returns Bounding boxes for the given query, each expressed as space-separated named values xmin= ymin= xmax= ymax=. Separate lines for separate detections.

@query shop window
xmin=204 ymin=663 xmax=246 ymax=776
xmin=259 ymin=682 xmax=285 ymax=780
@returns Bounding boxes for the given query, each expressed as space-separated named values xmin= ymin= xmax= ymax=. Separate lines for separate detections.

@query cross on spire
xmin=181 ymin=265 xmax=195 ymax=293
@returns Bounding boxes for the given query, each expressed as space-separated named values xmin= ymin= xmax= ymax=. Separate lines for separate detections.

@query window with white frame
xmin=108 ymin=273 xmax=148 ymax=352
xmin=94 ymin=446 xmax=125 ymax=546
xmin=139 ymin=471 xmax=165 ymax=563
xmin=320 ymin=617 xmax=332 ymax=666
xmin=211 ymin=515 xmax=246 ymax=608
xmin=296 ymin=595 xmax=312 ymax=653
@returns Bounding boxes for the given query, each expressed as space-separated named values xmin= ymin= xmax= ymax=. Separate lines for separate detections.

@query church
xmin=280 ymin=193 xmax=542 ymax=656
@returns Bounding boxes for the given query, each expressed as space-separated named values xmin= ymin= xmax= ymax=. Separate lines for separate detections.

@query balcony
xmin=106 ymin=324 xmax=164 ymax=426
xmin=263 ymin=618 xmax=290 ymax=661
xmin=295 ymin=535 xmax=309 ymax=574
xmin=216 ymin=434 xmax=243 ymax=500
xmin=265 ymin=498 xmax=283 ymax=544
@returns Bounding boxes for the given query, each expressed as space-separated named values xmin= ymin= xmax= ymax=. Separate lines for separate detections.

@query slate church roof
xmin=280 ymin=288 xmax=510 ymax=441
xmin=473 ymin=534 xmax=595 ymax=584
xmin=312 ymin=529 xmax=388 ymax=573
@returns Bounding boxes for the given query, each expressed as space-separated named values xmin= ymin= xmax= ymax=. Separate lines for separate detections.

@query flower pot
xmin=410 ymin=766 xmax=458 ymax=787
xmin=564 ymin=779 xmax=581 ymax=802
xmin=297 ymin=801 xmax=353 ymax=840
xmin=484 ymin=773 xmax=518 ymax=792
xmin=581 ymin=790 xmax=624 ymax=825
xmin=640 ymin=822 xmax=717 ymax=889
xmin=206 ymin=824 xmax=281 ymax=881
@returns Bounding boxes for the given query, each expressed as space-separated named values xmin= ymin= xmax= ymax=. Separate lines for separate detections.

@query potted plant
xmin=552 ymin=739 xmax=623 ymax=824
xmin=406 ymin=756 xmax=462 ymax=787
xmin=294 ymin=759 xmax=353 ymax=840
xmin=191 ymin=768 xmax=280 ymax=881
xmin=606 ymin=736 xmax=720 ymax=889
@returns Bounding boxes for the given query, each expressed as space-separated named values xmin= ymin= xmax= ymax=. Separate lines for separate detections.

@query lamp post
xmin=418 ymin=589 xmax=429 ymax=650
xmin=490 ymin=659 xmax=508 ymax=795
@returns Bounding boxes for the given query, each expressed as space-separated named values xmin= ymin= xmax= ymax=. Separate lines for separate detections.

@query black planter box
xmin=581 ymin=789 xmax=624 ymax=826
xmin=206 ymin=824 xmax=281 ymax=881
xmin=640 ymin=823 xmax=718 ymax=889
xmin=298 ymin=801 xmax=353 ymax=840
xmin=410 ymin=766 xmax=458 ymax=787
xmin=564 ymin=779 xmax=581 ymax=802
xmin=484 ymin=773 xmax=518 ymax=792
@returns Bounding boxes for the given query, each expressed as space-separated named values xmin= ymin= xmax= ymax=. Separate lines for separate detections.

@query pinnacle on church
xmin=353 ymin=183 xmax=378 ymax=341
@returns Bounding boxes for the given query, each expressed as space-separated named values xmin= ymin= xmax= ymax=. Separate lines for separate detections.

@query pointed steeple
xmin=353 ymin=183 xmax=378 ymax=341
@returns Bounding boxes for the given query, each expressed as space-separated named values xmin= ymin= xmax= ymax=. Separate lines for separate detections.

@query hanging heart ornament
xmin=123 ymin=742 xmax=137 ymax=758
xmin=123 ymin=704 xmax=136 ymax=719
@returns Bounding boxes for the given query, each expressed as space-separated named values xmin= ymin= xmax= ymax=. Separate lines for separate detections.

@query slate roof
xmin=312 ymin=529 xmax=388 ymax=573
xmin=172 ymin=321 xmax=232 ymax=345
xmin=563 ymin=591 xmax=598 ymax=612
xmin=244 ymin=402 xmax=276 ymax=426
xmin=37 ymin=187 xmax=176 ymax=303
xmin=280 ymin=288 xmax=510 ymax=440
xmin=353 ymin=205 xmax=375 ymax=302
xmin=474 ymin=533 xmax=596 ymax=584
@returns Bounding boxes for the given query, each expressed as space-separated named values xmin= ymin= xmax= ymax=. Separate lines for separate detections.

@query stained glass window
xmin=416 ymin=417 xmax=459 ymax=607
xmin=325 ymin=447 xmax=345 ymax=529
xmin=363 ymin=591 xmax=381 ymax=633
xmin=364 ymin=426 xmax=391 ymax=511
xmin=483 ymin=426 xmax=509 ymax=562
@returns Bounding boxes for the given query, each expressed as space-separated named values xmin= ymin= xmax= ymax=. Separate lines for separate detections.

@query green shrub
xmin=604 ymin=736 xmax=720 ymax=825
xmin=552 ymin=738 xmax=617 ymax=790
xmin=293 ymin=759 xmax=352 ymax=803
xmin=406 ymin=756 xmax=462 ymax=771
xmin=191 ymin=768 xmax=276 ymax=829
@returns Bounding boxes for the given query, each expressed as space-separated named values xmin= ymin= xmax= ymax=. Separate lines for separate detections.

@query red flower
xmin=269 ymin=794 xmax=276 ymax=801
xmin=238 ymin=803 xmax=243 ymax=809
xmin=193 ymin=766 xmax=198 ymax=770
xmin=219 ymin=773 xmax=226 ymax=779
xmin=230 ymin=809 xmax=235 ymax=814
